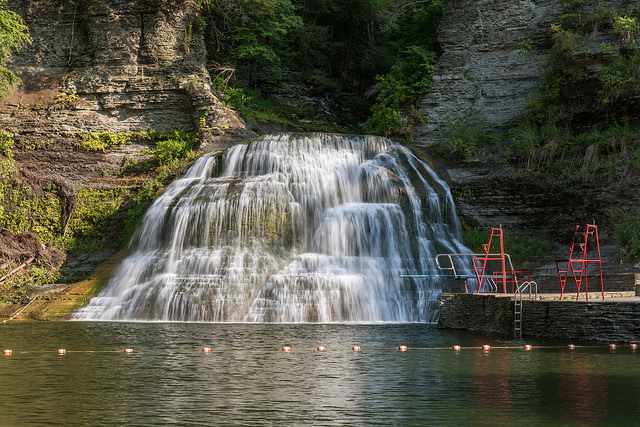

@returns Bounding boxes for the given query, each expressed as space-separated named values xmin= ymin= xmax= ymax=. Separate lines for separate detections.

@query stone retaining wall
xmin=438 ymin=293 xmax=640 ymax=343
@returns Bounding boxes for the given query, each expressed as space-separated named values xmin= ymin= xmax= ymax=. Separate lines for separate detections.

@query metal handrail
xmin=435 ymin=252 xmax=517 ymax=279
xmin=515 ymin=280 xmax=538 ymax=301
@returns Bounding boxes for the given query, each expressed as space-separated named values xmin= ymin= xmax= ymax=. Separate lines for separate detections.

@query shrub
xmin=367 ymin=46 xmax=435 ymax=137
xmin=600 ymin=51 xmax=640 ymax=105
xmin=79 ymin=132 xmax=132 ymax=151
xmin=63 ymin=188 xmax=129 ymax=253
xmin=521 ymin=2 xmax=640 ymax=138
xmin=438 ymin=117 xmax=496 ymax=161
xmin=367 ymin=106 xmax=404 ymax=137
xmin=616 ymin=215 xmax=640 ymax=260
xmin=53 ymin=92 xmax=80 ymax=109
xmin=151 ymin=133 xmax=197 ymax=165
xmin=613 ymin=15 xmax=639 ymax=45
xmin=0 ymin=130 xmax=14 ymax=157
xmin=0 ymin=1 xmax=31 ymax=98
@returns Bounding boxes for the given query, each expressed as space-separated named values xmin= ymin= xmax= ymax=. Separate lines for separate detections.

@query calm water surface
xmin=1 ymin=322 xmax=639 ymax=426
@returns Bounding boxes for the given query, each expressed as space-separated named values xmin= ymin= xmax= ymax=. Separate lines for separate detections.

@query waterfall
xmin=75 ymin=133 xmax=469 ymax=323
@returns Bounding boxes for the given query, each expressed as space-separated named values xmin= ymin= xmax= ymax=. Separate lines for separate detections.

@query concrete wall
xmin=438 ymin=293 xmax=640 ymax=343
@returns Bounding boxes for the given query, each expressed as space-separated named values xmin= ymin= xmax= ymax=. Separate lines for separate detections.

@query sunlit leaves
xmin=0 ymin=0 xmax=31 ymax=98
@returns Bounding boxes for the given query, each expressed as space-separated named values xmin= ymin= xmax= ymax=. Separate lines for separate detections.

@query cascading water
xmin=75 ymin=133 xmax=469 ymax=323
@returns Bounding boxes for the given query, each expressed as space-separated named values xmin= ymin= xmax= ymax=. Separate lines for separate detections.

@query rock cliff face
xmin=0 ymin=0 xmax=247 ymax=303
xmin=417 ymin=0 xmax=639 ymax=287
xmin=1 ymin=0 xmax=242 ymax=143
xmin=417 ymin=0 xmax=561 ymax=144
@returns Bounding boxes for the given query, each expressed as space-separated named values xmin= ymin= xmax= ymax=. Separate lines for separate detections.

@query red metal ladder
xmin=556 ymin=224 xmax=605 ymax=301
xmin=471 ymin=226 xmax=512 ymax=294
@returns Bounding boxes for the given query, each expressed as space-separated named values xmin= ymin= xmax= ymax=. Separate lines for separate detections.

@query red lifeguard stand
xmin=555 ymin=224 xmax=605 ymax=301
xmin=472 ymin=226 xmax=514 ymax=294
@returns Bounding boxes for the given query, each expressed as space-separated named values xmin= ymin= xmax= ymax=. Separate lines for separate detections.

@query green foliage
xmin=615 ymin=214 xmax=640 ymax=261
xmin=79 ymin=131 xmax=133 ymax=151
xmin=212 ymin=75 xmax=339 ymax=131
xmin=151 ymin=131 xmax=197 ymax=165
xmin=0 ymin=125 xmax=200 ymax=291
xmin=506 ymin=1 xmax=640 ymax=182
xmin=2 ymin=126 xmax=200 ymax=259
xmin=203 ymin=0 xmax=302 ymax=87
xmin=79 ymin=130 xmax=200 ymax=163
xmin=526 ymin=3 xmax=640 ymax=131
xmin=53 ymin=91 xmax=80 ymax=109
xmin=367 ymin=106 xmax=404 ymax=137
xmin=0 ymin=180 xmax=62 ymax=244
xmin=437 ymin=117 xmax=497 ymax=161
xmin=202 ymin=0 xmax=443 ymax=131
xmin=0 ymin=130 xmax=15 ymax=178
xmin=0 ymin=129 xmax=14 ymax=157
xmin=632 ymin=145 xmax=640 ymax=171
xmin=510 ymin=120 xmax=639 ymax=180
xmin=198 ymin=108 xmax=209 ymax=130
xmin=122 ymin=157 xmax=195 ymax=242
xmin=63 ymin=188 xmax=129 ymax=253
xmin=600 ymin=51 xmax=640 ymax=105
xmin=0 ymin=156 xmax=15 ymax=178
xmin=613 ymin=15 xmax=639 ymax=45
xmin=367 ymin=46 xmax=436 ymax=137
xmin=550 ymin=23 xmax=582 ymax=58
xmin=0 ymin=0 xmax=31 ymax=98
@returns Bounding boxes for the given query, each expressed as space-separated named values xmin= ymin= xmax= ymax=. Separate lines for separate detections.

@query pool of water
xmin=1 ymin=322 xmax=639 ymax=426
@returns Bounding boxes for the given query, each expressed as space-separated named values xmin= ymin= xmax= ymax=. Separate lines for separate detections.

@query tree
xmin=203 ymin=0 xmax=302 ymax=87
xmin=0 ymin=0 xmax=30 ymax=99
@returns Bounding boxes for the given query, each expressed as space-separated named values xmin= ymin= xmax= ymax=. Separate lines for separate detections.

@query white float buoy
xmin=124 ymin=348 xmax=134 ymax=354
xmin=281 ymin=345 xmax=293 ymax=353
xmin=482 ymin=344 xmax=491 ymax=353
xmin=609 ymin=343 xmax=617 ymax=352
xmin=316 ymin=345 xmax=327 ymax=352
xmin=631 ymin=343 xmax=638 ymax=352
xmin=3 ymin=349 xmax=13 ymax=357
xmin=398 ymin=345 xmax=408 ymax=352
xmin=568 ymin=344 xmax=576 ymax=351
xmin=452 ymin=344 xmax=462 ymax=352
xmin=57 ymin=348 xmax=66 ymax=356
xmin=352 ymin=344 xmax=362 ymax=353
xmin=202 ymin=346 xmax=213 ymax=353
xmin=523 ymin=344 xmax=533 ymax=351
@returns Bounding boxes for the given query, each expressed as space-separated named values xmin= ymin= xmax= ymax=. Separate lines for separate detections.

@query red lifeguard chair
xmin=555 ymin=224 xmax=605 ymax=301
xmin=472 ymin=226 xmax=514 ymax=294
xmin=470 ymin=226 xmax=535 ymax=294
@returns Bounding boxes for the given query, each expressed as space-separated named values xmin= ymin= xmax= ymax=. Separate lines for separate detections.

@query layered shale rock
xmin=0 ymin=0 xmax=247 ymax=298
xmin=417 ymin=0 xmax=561 ymax=145
xmin=1 ymin=0 xmax=243 ymax=145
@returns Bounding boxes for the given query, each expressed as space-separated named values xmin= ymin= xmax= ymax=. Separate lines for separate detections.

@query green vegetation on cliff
xmin=0 ymin=0 xmax=31 ymax=98
xmin=0 ymin=129 xmax=199 ymax=302
xmin=439 ymin=1 xmax=640 ymax=260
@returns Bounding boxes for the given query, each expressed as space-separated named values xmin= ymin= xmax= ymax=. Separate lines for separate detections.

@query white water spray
xmin=75 ymin=134 xmax=468 ymax=322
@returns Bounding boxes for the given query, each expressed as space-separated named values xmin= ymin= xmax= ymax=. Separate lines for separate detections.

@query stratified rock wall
xmin=417 ymin=0 xmax=561 ymax=145
xmin=1 ymin=0 xmax=241 ymax=142
xmin=0 ymin=1 xmax=248 ymax=286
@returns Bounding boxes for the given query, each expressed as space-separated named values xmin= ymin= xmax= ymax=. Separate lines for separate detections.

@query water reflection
xmin=0 ymin=323 xmax=639 ymax=426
